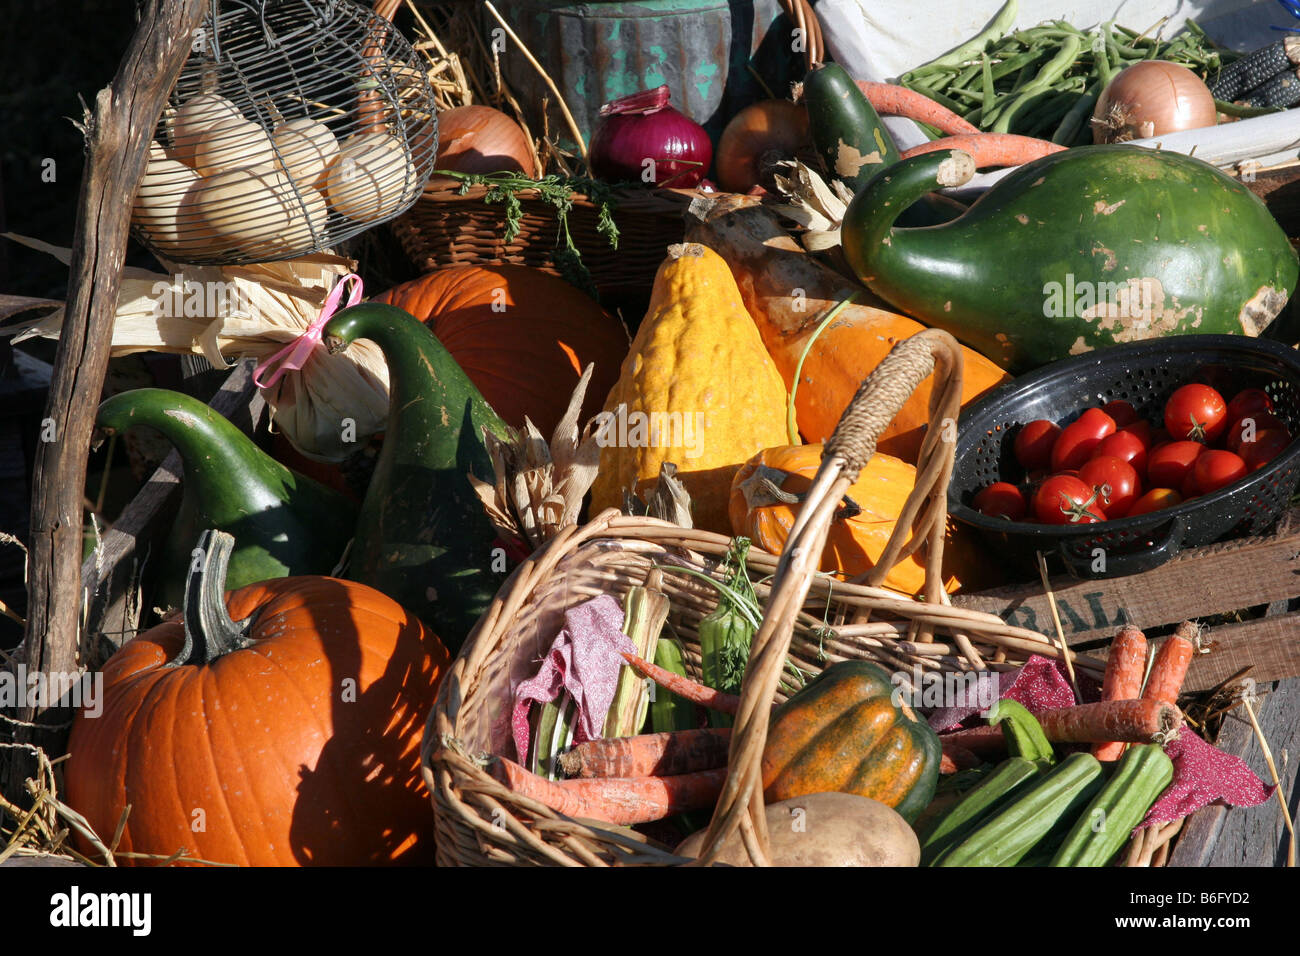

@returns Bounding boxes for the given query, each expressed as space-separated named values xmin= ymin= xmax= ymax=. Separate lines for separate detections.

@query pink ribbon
xmin=253 ymin=272 xmax=364 ymax=389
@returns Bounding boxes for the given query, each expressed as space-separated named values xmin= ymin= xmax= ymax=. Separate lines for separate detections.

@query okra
xmin=1050 ymin=743 xmax=1174 ymax=867
xmin=936 ymin=752 xmax=1104 ymax=867
xmin=987 ymin=698 xmax=1055 ymax=768
xmin=920 ymin=756 xmax=1039 ymax=865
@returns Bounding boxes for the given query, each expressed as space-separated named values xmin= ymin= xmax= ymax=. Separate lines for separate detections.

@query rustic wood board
xmin=1167 ymin=677 xmax=1300 ymax=867
xmin=80 ymin=360 xmax=263 ymax=662
xmin=953 ymin=508 xmax=1300 ymax=649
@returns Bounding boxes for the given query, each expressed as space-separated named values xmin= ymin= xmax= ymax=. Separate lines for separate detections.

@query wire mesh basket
xmin=131 ymin=0 xmax=438 ymax=265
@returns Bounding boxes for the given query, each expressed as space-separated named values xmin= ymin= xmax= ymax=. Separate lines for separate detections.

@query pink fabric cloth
xmin=933 ymin=654 xmax=1273 ymax=828
xmin=511 ymin=595 xmax=635 ymax=764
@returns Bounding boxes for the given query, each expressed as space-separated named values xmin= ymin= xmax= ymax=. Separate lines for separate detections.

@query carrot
xmin=556 ymin=728 xmax=731 ymax=779
xmin=856 ymin=80 xmax=980 ymax=136
xmin=486 ymin=756 xmax=727 ymax=825
xmin=1037 ymin=699 xmax=1182 ymax=744
xmin=1091 ymin=625 xmax=1149 ymax=762
xmin=1142 ymin=621 xmax=1198 ymax=706
xmin=940 ymin=724 xmax=1008 ymax=758
xmin=899 ymin=134 xmax=1065 ymax=168
xmin=939 ymin=741 xmax=983 ymax=774
xmin=941 ymin=697 xmax=1182 ymax=751
xmin=622 ymin=652 xmax=740 ymax=715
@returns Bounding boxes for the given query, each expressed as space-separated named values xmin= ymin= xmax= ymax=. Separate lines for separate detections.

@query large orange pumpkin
xmin=65 ymin=531 xmax=449 ymax=866
xmin=730 ymin=444 xmax=989 ymax=594
xmin=369 ymin=265 xmax=628 ymax=435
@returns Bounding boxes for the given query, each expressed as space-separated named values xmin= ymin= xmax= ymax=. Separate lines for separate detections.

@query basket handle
xmin=691 ymin=328 xmax=965 ymax=866
xmin=777 ymin=0 xmax=825 ymax=72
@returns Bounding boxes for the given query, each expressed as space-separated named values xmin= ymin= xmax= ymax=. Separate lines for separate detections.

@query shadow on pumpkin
xmin=285 ymin=577 xmax=446 ymax=866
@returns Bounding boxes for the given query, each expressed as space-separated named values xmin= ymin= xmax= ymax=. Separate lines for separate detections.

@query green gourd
xmin=95 ymin=388 xmax=356 ymax=610
xmin=841 ymin=145 xmax=1299 ymax=372
xmin=323 ymin=303 xmax=510 ymax=652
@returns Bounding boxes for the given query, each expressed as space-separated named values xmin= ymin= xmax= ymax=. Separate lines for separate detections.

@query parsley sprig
xmin=439 ymin=170 xmax=621 ymax=299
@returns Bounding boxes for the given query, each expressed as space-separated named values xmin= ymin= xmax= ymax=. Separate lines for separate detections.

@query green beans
xmin=897 ymin=15 xmax=1240 ymax=140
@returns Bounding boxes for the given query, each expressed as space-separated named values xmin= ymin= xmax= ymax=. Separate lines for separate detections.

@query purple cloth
xmin=511 ymin=595 xmax=635 ymax=764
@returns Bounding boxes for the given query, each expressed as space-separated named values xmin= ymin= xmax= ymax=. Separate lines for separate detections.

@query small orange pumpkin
xmin=730 ymin=443 xmax=985 ymax=594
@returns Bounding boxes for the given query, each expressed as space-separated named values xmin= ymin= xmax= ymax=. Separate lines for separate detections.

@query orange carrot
xmin=940 ymin=724 xmax=1007 ymax=758
xmin=557 ymin=728 xmax=731 ymax=779
xmin=486 ymin=756 xmax=726 ymax=825
xmin=939 ymin=742 xmax=983 ymax=774
xmin=899 ymin=134 xmax=1065 ymax=168
xmin=1092 ymin=625 xmax=1149 ymax=762
xmin=1037 ymin=699 xmax=1182 ymax=744
xmin=855 ymin=81 xmax=980 ymax=136
xmin=622 ymin=652 xmax=740 ymax=715
xmin=1142 ymin=622 xmax=1198 ymax=706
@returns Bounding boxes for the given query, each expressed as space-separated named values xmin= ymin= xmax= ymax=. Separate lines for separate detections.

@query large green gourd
xmin=95 ymin=388 xmax=357 ymax=609
xmin=841 ymin=145 xmax=1299 ymax=371
xmin=323 ymin=303 xmax=509 ymax=651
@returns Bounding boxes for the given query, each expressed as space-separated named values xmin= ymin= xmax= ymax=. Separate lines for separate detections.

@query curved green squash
xmin=804 ymin=63 xmax=900 ymax=192
xmin=323 ymin=303 xmax=510 ymax=651
xmin=841 ymin=145 xmax=1299 ymax=371
xmin=761 ymin=659 xmax=940 ymax=823
xmin=96 ymin=388 xmax=357 ymax=609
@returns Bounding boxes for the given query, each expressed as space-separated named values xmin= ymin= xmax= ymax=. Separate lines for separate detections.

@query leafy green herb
xmin=440 ymin=169 xmax=621 ymax=300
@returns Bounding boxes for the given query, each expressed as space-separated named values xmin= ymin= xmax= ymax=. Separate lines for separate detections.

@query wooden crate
xmin=954 ymin=514 xmax=1300 ymax=866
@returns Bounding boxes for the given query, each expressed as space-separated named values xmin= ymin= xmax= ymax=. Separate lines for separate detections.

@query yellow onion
xmin=1093 ymin=61 xmax=1217 ymax=143
xmin=433 ymin=105 xmax=535 ymax=177
xmin=715 ymin=99 xmax=811 ymax=193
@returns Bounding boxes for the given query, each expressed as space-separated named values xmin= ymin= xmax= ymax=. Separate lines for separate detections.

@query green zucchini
xmin=323 ymin=303 xmax=510 ymax=651
xmin=1050 ymin=743 xmax=1174 ymax=867
xmin=803 ymin=63 xmax=900 ymax=194
xmin=841 ymin=145 xmax=1299 ymax=372
xmin=920 ymin=756 xmax=1038 ymax=866
xmin=936 ymin=752 xmax=1104 ymax=867
xmin=650 ymin=638 xmax=697 ymax=734
xmin=987 ymin=699 xmax=1054 ymax=768
xmin=95 ymin=388 xmax=357 ymax=610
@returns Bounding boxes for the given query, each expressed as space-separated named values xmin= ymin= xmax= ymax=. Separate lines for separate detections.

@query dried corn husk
xmin=769 ymin=159 xmax=853 ymax=252
xmin=1 ymin=233 xmax=389 ymax=461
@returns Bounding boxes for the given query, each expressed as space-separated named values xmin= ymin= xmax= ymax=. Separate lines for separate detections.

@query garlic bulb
xmin=194 ymin=117 xmax=276 ymax=177
xmin=323 ymin=133 xmax=411 ymax=222
xmin=170 ymin=93 xmax=243 ymax=168
xmin=272 ymin=118 xmax=340 ymax=190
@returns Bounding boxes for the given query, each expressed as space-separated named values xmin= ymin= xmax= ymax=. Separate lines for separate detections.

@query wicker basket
xmin=420 ymin=329 xmax=1188 ymax=866
xmin=390 ymin=181 xmax=697 ymax=305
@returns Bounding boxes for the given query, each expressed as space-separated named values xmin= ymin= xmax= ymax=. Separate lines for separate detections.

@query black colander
xmin=949 ymin=335 xmax=1300 ymax=579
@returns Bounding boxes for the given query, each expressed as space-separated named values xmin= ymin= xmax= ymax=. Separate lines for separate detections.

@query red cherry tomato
xmin=1226 ymin=412 xmax=1288 ymax=453
xmin=1051 ymin=409 xmax=1117 ymax=472
xmin=1181 ymin=469 xmax=1201 ymax=499
xmin=1193 ymin=449 xmax=1248 ymax=494
xmin=1119 ymin=419 xmax=1154 ymax=447
xmin=973 ymin=482 xmax=1028 ymax=521
xmin=1091 ymin=430 xmax=1149 ymax=477
xmin=1013 ymin=420 xmax=1061 ymax=472
xmin=1101 ymin=400 xmax=1139 ymax=427
xmin=1164 ymin=383 xmax=1227 ymax=444
xmin=1033 ymin=475 xmax=1107 ymax=525
xmin=1127 ymin=488 xmax=1183 ymax=517
xmin=1241 ymin=429 xmax=1293 ymax=471
xmin=1146 ymin=440 xmax=1204 ymax=489
xmin=1078 ymin=456 xmax=1142 ymax=518
xmin=1225 ymin=387 xmax=1274 ymax=424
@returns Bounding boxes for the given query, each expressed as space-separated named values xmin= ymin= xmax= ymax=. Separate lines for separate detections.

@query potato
xmin=675 ymin=792 xmax=920 ymax=867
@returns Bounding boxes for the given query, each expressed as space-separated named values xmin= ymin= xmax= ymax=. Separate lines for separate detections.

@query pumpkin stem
xmin=739 ymin=465 xmax=860 ymax=521
xmin=171 ymin=529 xmax=254 ymax=667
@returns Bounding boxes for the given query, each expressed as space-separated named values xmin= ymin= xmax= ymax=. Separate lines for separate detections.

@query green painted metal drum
xmin=494 ymin=0 xmax=803 ymax=155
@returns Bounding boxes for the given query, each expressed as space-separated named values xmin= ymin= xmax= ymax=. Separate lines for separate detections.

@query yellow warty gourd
xmin=590 ymin=242 xmax=790 ymax=534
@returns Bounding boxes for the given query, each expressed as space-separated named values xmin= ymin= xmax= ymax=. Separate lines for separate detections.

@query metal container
xmin=493 ymin=0 xmax=802 ymax=153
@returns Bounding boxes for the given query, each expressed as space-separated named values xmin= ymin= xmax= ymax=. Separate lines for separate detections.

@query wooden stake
xmin=2 ymin=0 xmax=207 ymax=801
xmin=1036 ymin=551 xmax=1081 ymax=703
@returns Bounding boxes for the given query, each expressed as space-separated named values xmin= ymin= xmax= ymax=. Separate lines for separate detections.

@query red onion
xmin=588 ymin=86 xmax=712 ymax=188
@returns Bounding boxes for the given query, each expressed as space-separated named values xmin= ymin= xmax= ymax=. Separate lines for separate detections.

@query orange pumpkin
xmin=65 ymin=531 xmax=449 ymax=866
xmin=369 ymin=265 xmax=628 ymax=435
xmin=730 ymin=444 xmax=986 ymax=594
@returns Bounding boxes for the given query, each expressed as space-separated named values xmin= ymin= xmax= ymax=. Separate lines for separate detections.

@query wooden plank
xmin=953 ymin=508 xmax=1300 ymax=647
xmin=81 ymin=361 xmax=264 ymax=664
xmin=1168 ymin=677 xmax=1300 ymax=867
